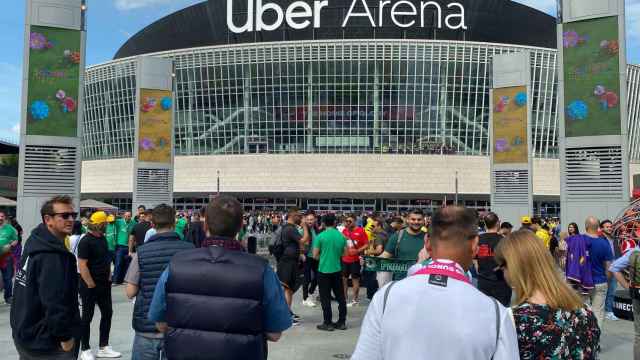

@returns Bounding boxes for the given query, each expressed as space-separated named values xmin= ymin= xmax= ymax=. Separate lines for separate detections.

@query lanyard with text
xmin=413 ymin=259 xmax=471 ymax=285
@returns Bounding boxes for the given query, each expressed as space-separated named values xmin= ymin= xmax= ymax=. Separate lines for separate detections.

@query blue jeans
xmin=132 ymin=333 xmax=165 ymax=360
xmin=605 ymin=276 xmax=617 ymax=313
xmin=1 ymin=256 xmax=14 ymax=301
xmin=112 ymin=246 xmax=129 ymax=284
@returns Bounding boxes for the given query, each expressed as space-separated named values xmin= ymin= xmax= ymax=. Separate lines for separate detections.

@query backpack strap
xmin=382 ymin=281 xmax=397 ymax=314
xmin=394 ymin=230 xmax=405 ymax=258
xmin=491 ymin=297 xmax=500 ymax=360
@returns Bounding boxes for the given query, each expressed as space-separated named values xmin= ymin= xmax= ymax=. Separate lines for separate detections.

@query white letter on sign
xmin=342 ymin=0 xmax=375 ymax=28
xmin=256 ymin=0 xmax=284 ymax=31
xmin=391 ymin=1 xmax=417 ymax=28
xmin=286 ymin=1 xmax=313 ymax=30
xmin=227 ymin=0 xmax=254 ymax=33
xmin=445 ymin=2 xmax=467 ymax=30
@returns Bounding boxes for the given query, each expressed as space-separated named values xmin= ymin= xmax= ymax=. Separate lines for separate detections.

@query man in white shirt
xmin=352 ymin=206 xmax=519 ymax=360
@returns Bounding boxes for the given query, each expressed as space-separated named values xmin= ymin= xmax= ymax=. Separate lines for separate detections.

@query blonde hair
xmin=495 ymin=230 xmax=582 ymax=311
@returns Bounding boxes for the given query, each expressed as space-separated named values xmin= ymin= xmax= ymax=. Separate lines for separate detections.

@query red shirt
xmin=342 ymin=227 xmax=368 ymax=263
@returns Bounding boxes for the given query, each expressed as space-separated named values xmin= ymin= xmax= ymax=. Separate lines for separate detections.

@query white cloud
xmin=11 ymin=123 xmax=19 ymax=134
xmin=114 ymin=0 xmax=173 ymax=11
xmin=512 ymin=0 xmax=557 ymax=15
xmin=0 ymin=62 xmax=22 ymax=143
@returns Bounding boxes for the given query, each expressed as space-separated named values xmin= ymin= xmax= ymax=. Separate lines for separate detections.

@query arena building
xmin=80 ymin=0 xmax=640 ymax=215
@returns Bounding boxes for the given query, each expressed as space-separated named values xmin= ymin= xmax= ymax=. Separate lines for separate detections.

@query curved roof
xmin=114 ymin=0 xmax=557 ymax=59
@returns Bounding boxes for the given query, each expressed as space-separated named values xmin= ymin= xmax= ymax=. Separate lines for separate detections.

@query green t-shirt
xmin=175 ymin=218 xmax=187 ymax=241
xmin=105 ymin=223 xmax=117 ymax=251
xmin=384 ymin=229 xmax=426 ymax=260
xmin=115 ymin=219 xmax=134 ymax=247
xmin=0 ymin=223 xmax=18 ymax=252
xmin=313 ymin=227 xmax=346 ymax=274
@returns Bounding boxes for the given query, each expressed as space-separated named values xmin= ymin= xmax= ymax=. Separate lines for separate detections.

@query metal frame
xmin=558 ymin=0 xmax=630 ymax=226
xmin=489 ymin=52 xmax=533 ymax=226
xmin=132 ymin=56 xmax=175 ymax=211
xmin=18 ymin=0 xmax=86 ymax=236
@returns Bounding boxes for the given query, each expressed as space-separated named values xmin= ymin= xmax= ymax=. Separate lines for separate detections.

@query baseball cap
xmin=521 ymin=216 xmax=532 ymax=225
xmin=107 ymin=214 xmax=115 ymax=223
xmin=90 ymin=211 xmax=108 ymax=225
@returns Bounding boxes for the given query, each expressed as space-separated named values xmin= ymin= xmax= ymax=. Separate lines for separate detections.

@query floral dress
xmin=512 ymin=303 xmax=600 ymax=359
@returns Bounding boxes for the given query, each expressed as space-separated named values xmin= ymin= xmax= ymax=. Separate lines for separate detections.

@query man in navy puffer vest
xmin=124 ymin=204 xmax=194 ymax=360
xmin=148 ymin=195 xmax=292 ymax=360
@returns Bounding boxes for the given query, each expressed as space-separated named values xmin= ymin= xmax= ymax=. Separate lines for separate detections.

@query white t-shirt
xmin=68 ymin=234 xmax=84 ymax=274
xmin=144 ymin=228 xmax=157 ymax=243
xmin=352 ymin=269 xmax=520 ymax=360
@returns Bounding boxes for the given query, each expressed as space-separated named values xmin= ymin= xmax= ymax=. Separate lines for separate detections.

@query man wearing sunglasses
xmin=11 ymin=196 xmax=82 ymax=359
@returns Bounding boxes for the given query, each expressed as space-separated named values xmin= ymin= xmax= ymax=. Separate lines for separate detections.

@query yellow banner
xmin=138 ymin=89 xmax=172 ymax=163
xmin=493 ymin=86 xmax=528 ymax=164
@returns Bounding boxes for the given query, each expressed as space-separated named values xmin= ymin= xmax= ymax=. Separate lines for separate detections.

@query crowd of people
xmin=4 ymin=194 xmax=640 ymax=359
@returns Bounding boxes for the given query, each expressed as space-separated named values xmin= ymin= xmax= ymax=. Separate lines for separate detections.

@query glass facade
xmin=83 ymin=40 xmax=640 ymax=161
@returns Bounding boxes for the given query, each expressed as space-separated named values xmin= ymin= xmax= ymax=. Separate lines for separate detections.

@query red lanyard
xmin=413 ymin=259 xmax=471 ymax=285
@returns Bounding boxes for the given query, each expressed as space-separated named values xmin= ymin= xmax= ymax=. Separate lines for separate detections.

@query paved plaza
xmin=0 ymin=285 xmax=635 ymax=359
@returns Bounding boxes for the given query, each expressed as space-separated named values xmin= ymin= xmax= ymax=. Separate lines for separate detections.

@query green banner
xmin=363 ymin=257 xmax=415 ymax=274
xmin=563 ymin=16 xmax=621 ymax=137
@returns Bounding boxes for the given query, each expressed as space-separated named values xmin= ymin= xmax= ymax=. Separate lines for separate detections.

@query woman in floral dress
xmin=495 ymin=230 xmax=600 ymax=359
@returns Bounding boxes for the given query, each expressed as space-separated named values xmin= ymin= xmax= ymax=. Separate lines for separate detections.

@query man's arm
xmin=77 ymin=259 xmax=95 ymax=288
xmin=149 ymin=268 xmax=170 ymax=332
xmin=313 ymin=247 xmax=320 ymax=261
xmin=379 ymin=233 xmax=398 ymax=259
xmin=36 ymin=254 xmax=77 ymax=351
xmin=261 ymin=266 xmax=293 ymax=341
xmin=610 ymin=250 xmax=633 ymax=288
xmin=351 ymin=287 xmax=384 ymax=360
xmin=128 ymin=234 xmax=136 ymax=254
xmin=124 ymin=254 xmax=140 ymax=299
xmin=298 ymin=223 xmax=310 ymax=247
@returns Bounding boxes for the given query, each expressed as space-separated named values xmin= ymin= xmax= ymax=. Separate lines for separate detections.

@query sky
xmin=0 ymin=0 xmax=638 ymax=142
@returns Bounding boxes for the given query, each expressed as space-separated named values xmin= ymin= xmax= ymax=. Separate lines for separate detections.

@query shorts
xmin=342 ymin=261 xmax=361 ymax=279
xmin=277 ymin=258 xmax=301 ymax=291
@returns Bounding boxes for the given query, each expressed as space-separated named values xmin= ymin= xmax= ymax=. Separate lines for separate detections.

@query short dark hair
xmin=143 ymin=209 xmax=153 ymax=216
xmin=391 ymin=217 xmax=403 ymax=224
xmin=409 ymin=209 xmax=425 ymax=217
xmin=138 ymin=205 xmax=146 ymax=210
xmin=531 ymin=216 xmax=542 ymax=225
xmin=287 ymin=207 xmax=300 ymax=218
xmin=152 ymin=204 xmax=175 ymax=229
xmin=600 ymin=219 xmax=612 ymax=227
xmin=40 ymin=195 xmax=74 ymax=222
xmin=322 ymin=213 xmax=337 ymax=227
xmin=430 ymin=206 xmax=478 ymax=248
xmin=500 ymin=222 xmax=513 ymax=230
xmin=483 ymin=212 xmax=500 ymax=229
xmin=206 ymin=195 xmax=243 ymax=237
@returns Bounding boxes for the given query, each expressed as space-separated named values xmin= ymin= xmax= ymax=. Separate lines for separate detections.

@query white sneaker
xmin=302 ymin=299 xmax=317 ymax=307
xmin=347 ymin=300 xmax=359 ymax=307
xmin=80 ymin=350 xmax=95 ymax=360
xmin=95 ymin=346 xmax=121 ymax=358
xmin=605 ymin=312 xmax=620 ymax=321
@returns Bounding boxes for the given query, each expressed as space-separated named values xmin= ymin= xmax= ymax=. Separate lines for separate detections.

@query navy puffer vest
xmin=165 ymin=246 xmax=267 ymax=360
xmin=133 ymin=232 xmax=194 ymax=333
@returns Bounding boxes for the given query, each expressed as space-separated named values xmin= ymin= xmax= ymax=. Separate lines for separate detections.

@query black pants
xmin=478 ymin=279 xmax=512 ymax=307
xmin=303 ymin=257 xmax=319 ymax=300
xmin=79 ymin=281 xmax=113 ymax=350
xmin=318 ymin=271 xmax=347 ymax=325
xmin=362 ymin=270 xmax=378 ymax=300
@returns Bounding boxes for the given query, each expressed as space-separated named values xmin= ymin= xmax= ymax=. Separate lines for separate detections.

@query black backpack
xmin=268 ymin=226 xmax=285 ymax=260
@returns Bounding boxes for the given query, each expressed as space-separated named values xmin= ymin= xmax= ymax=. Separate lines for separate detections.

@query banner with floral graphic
xmin=563 ymin=16 xmax=621 ymax=137
xmin=138 ymin=88 xmax=172 ymax=163
xmin=493 ymin=86 xmax=528 ymax=164
xmin=26 ymin=25 xmax=81 ymax=137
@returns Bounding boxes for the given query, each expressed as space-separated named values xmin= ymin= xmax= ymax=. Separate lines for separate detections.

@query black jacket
xmin=10 ymin=224 xmax=81 ymax=352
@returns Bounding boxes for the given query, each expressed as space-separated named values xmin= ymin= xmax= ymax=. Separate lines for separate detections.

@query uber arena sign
xmin=227 ymin=0 xmax=468 ymax=33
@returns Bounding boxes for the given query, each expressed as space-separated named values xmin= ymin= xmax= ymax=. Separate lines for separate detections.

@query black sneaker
xmin=316 ymin=323 xmax=335 ymax=331
xmin=332 ymin=322 xmax=347 ymax=330
xmin=291 ymin=313 xmax=302 ymax=321
xmin=292 ymin=318 xmax=301 ymax=327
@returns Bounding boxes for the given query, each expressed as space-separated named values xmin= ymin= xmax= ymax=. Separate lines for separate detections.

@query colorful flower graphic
xmin=29 ymin=32 xmax=50 ymax=50
xmin=567 ymin=100 xmax=588 ymax=121
xmin=161 ymin=97 xmax=172 ymax=111
xmin=56 ymin=90 xmax=66 ymax=100
xmin=141 ymin=97 xmax=157 ymax=113
xmin=514 ymin=92 xmax=527 ymax=107
xmin=600 ymin=91 xmax=619 ymax=109
xmin=594 ymin=85 xmax=606 ymax=97
xmin=140 ymin=138 xmax=155 ymax=150
xmin=495 ymin=138 xmax=510 ymax=152
xmin=62 ymin=97 xmax=76 ymax=113
xmin=512 ymin=136 xmax=523 ymax=146
xmin=563 ymin=30 xmax=579 ymax=48
xmin=30 ymin=100 xmax=50 ymax=120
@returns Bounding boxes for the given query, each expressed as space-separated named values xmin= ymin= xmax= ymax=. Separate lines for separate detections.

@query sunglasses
xmin=50 ymin=212 xmax=78 ymax=220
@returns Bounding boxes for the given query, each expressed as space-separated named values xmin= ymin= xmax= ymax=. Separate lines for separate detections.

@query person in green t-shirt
xmin=175 ymin=214 xmax=187 ymax=241
xmin=0 ymin=211 xmax=18 ymax=303
xmin=113 ymin=211 xmax=134 ymax=285
xmin=313 ymin=213 xmax=348 ymax=331
xmin=105 ymin=215 xmax=117 ymax=266
xmin=302 ymin=212 xmax=319 ymax=307
xmin=381 ymin=209 xmax=427 ymax=261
